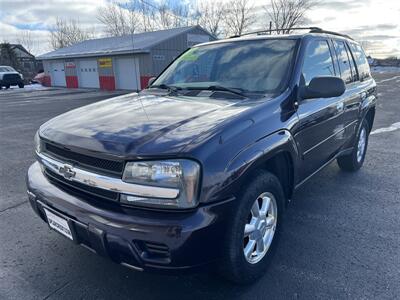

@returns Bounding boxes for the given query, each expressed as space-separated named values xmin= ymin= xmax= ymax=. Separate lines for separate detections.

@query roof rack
xmin=309 ymin=28 xmax=353 ymax=40
xmin=230 ymin=27 xmax=353 ymax=40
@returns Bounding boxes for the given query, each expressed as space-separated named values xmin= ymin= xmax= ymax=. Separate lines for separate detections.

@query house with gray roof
xmin=38 ymin=26 xmax=215 ymax=90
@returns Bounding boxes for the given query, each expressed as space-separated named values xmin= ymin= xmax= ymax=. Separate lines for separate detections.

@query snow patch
xmin=371 ymin=122 xmax=400 ymax=135
xmin=1 ymin=84 xmax=50 ymax=91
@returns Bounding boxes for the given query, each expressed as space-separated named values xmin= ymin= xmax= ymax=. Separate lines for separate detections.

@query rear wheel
xmin=337 ymin=119 xmax=369 ymax=172
xmin=218 ymin=170 xmax=285 ymax=284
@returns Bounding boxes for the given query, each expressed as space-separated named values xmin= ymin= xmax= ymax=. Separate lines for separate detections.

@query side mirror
xmin=147 ymin=77 xmax=156 ymax=87
xmin=300 ymin=76 xmax=345 ymax=100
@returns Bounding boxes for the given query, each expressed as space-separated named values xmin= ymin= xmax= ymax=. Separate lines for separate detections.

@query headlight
xmin=121 ymin=160 xmax=201 ymax=209
xmin=34 ymin=131 xmax=41 ymax=153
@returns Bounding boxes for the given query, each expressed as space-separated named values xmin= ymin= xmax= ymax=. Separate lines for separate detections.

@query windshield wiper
xmin=189 ymin=85 xmax=247 ymax=98
xmin=149 ymin=84 xmax=182 ymax=94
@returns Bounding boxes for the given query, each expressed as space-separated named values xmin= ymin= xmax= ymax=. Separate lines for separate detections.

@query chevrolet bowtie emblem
xmin=59 ymin=164 xmax=76 ymax=180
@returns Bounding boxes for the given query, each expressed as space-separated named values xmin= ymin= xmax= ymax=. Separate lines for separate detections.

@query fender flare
xmin=225 ymin=129 xmax=300 ymax=195
xmin=358 ymin=93 xmax=377 ymax=134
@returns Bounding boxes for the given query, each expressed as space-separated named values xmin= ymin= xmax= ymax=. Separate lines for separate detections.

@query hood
xmin=40 ymin=92 xmax=254 ymax=158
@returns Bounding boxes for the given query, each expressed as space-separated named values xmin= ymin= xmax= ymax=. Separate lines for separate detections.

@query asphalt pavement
xmin=0 ymin=75 xmax=399 ymax=299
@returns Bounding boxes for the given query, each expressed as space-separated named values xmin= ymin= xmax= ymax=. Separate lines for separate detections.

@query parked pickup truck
xmin=26 ymin=27 xmax=376 ymax=284
xmin=0 ymin=66 xmax=24 ymax=89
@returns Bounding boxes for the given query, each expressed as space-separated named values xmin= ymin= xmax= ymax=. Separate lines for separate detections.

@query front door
xmin=294 ymin=39 xmax=347 ymax=180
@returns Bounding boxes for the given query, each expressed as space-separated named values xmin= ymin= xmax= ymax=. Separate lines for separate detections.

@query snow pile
xmin=0 ymin=84 xmax=51 ymax=92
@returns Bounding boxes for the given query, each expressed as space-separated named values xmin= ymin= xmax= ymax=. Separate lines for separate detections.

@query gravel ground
xmin=0 ymin=75 xmax=399 ymax=299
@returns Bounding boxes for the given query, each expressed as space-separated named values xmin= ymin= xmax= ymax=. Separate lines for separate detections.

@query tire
xmin=18 ymin=83 xmax=24 ymax=88
xmin=218 ymin=170 xmax=285 ymax=284
xmin=337 ymin=119 xmax=369 ymax=172
xmin=5 ymin=84 xmax=10 ymax=89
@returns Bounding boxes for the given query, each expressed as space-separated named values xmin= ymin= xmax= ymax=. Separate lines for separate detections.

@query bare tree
xmin=50 ymin=18 xmax=93 ymax=49
xmin=157 ymin=1 xmax=173 ymax=29
xmin=266 ymin=0 xmax=317 ymax=34
xmin=97 ymin=2 xmax=139 ymax=36
xmin=194 ymin=0 xmax=225 ymax=37
xmin=17 ymin=30 xmax=38 ymax=55
xmin=224 ymin=0 xmax=256 ymax=37
xmin=169 ymin=3 xmax=190 ymax=28
xmin=157 ymin=0 xmax=186 ymax=29
xmin=136 ymin=0 xmax=157 ymax=32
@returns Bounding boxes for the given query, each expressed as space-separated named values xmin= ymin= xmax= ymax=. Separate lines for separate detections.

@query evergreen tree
xmin=0 ymin=43 xmax=21 ymax=69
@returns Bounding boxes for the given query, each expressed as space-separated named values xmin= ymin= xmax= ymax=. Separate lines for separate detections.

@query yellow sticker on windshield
xmin=181 ymin=49 xmax=199 ymax=61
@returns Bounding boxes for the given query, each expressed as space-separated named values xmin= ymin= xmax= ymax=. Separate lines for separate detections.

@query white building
xmin=38 ymin=26 xmax=215 ymax=90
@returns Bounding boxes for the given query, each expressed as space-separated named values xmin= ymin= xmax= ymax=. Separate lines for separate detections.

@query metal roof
xmin=38 ymin=26 xmax=209 ymax=60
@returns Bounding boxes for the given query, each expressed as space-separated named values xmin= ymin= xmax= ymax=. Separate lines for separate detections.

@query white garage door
xmin=78 ymin=60 xmax=99 ymax=88
xmin=115 ymin=57 xmax=140 ymax=90
xmin=51 ymin=61 xmax=66 ymax=87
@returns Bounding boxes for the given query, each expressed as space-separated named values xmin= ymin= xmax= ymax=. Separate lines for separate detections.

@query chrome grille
xmin=43 ymin=142 xmax=124 ymax=175
xmin=44 ymin=168 xmax=119 ymax=202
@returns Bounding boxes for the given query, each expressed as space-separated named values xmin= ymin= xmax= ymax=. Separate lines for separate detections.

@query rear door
xmin=332 ymin=40 xmax=363 ymax=143
xmin=347 ymin=42 xmax=374 ymax=133
xmin=294 ymin=39 xmax=347 ymax=180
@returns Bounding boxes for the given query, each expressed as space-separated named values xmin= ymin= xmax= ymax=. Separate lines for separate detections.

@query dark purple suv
xmin=27 ymin=28 xmax=376 ymax=284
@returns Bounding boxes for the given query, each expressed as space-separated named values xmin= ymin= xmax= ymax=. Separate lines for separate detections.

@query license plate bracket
xmin=44 ymin=208 xmax=74 ymax=240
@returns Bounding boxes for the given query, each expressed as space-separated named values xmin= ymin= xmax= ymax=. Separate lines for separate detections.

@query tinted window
xmin=334 ymin=41 xmax=353 ymax=84
xmin=347 ymin=44 xmax=358 ymax=81
xmin=349 ymin=43 xmax=371 ymax=81
xmin=154 ymin=39 xmax=298 ymax=94
xmin=301 ymin=40 xmax=335 ymax=85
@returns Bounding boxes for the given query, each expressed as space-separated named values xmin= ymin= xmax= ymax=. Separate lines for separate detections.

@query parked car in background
xmin=32 ymin=70 xmax=45 ymax=85
xmin=0 ymin=66 xmax=24 ymax=89
xmin=26 ymin=27 xmax=376 ymax=284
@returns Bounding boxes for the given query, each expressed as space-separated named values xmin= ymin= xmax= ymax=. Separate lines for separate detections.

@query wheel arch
xmin=226 ymin=130 xmax=299 ymax=203
xmin=365 ymin=106 xmax=375 ymax=133
xmin=251 ymin=151 xmax=295 ymax=201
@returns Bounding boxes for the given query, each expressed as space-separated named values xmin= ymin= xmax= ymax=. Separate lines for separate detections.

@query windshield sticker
xmin=181 ymin=49 xmax=199 ymax=61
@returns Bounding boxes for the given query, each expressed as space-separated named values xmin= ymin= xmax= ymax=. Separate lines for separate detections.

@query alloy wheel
xmin=243 ymin=192 xmax=278 ymax=264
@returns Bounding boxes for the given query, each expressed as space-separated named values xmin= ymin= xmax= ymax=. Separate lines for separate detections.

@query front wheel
xmin=218 ymin=170 xmax=285 ymax=284
xmin=18 ymin=82 xmax=24 ymax=88
xmin=337 ymin=119 xmax=369 ymax=172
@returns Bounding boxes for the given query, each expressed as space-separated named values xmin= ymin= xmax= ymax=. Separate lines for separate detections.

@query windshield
xmin=0 ymin=66 xmax=16 ymax=72
xmin=153 ymin=39 xmax=298 ymax=95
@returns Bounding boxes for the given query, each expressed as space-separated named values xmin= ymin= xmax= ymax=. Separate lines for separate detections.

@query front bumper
xmin=26 ymin=162 xmax=235 ymax=272
xmin=0 ymin=78 xmax=23 ymax=86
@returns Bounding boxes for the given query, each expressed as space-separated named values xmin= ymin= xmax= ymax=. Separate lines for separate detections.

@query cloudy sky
xmin=0 ymin=0 xmax=399 ymax=58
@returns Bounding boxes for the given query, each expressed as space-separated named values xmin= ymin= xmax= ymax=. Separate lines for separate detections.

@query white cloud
xmin=0 ymin=0 xmax=399 ymax=58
